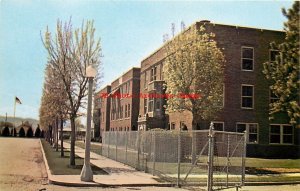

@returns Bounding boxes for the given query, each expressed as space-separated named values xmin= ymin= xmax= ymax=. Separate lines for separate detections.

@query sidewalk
xmin=40 ymin=140 xmax=171 ymax=187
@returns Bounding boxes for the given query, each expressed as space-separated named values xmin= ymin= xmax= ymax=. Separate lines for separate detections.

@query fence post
xmin=125 ymin=131 xmax=128 ymax=164
xmin=137 ymin=130 xmax=140 ymax=170
xmin=177 ymin=130 xmax=181 ymax=187
xmin=116 ymin=131 xmax=118 ymax=161
xmin=207 ymin=122 xmax=215 ymax=191
xmin=241 ymin=130 xmax=247 ymax=186
xmin=152 ymin=131 xmax=156 ymax=176
xmin=108 ymin=132 xmax=110 ymax=157
xmin=226 ymin=134 xmax=230 ymax=188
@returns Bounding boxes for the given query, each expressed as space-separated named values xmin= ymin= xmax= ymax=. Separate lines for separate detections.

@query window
xmin=128 ymin=104 xmax=131 ymax=117
xmin=270 ymin=124 xmax=293 ymax=144
xmin=125 ymin=105 xmax=127 ymax=118
xmin=236 ymin=123 xmax=259 ymax=143
xmin=148 ymin=97 xmax=154 ymax=112
xmin=241 ymin=85 xmax=254 ymax=109
xmin=120 ymin=105 xmax=123 ymax=119
xmin=171 ymin=123 xmax=175 ymax=130
xmin=150 ymin=66 xmax=157 ymax=81
xmin=241 ymin=47 xmax=254 ymax=71
xmin=270 ymin=50 xmax=279 ymax=62
xmin=127 ymin=81 xmax=130 ymax=93
xmin=212 ymin=122 xmax=224 ymax=131
xmin=144 ymin=71 xmax=147 ymax=88
xmin=270 ymin=89 xmax=279 ymax=103
xmin=144 ymin=98 xmax=147 ymax=114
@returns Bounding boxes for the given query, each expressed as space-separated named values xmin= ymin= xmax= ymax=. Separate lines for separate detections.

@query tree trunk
xmin=70 ymin=116 xmax=76 ymax=166
xmin=60 ymin=118 xmax=64 ymax=157
xmin=49 ymin=125 xmax=53 ymax=145
xmin=191 ymin=113 xmax=197 ymax=164
xmin=55 ymin=118 xmax=59 ymax=151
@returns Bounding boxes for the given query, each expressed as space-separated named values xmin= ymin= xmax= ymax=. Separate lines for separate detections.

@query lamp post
xmin=80 ymin=65 xmax=96 ymax=182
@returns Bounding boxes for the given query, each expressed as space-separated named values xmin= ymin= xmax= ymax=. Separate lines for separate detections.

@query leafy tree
xmin=164 ymin=25 xmax=225 ymax=129
xmin=42 ymin=19 xmax=102 ymax=166
xmin=263 ymin=2 xmax=300 ymax=127
xmin=27 ymin=127 xmax=33 ymax=137
xmin=19 ymin=128 xmax=25 ymax=137
xmin=163 ymin=25 xmax=225 ymax=163
xmin=35 ymin=125 xmax=41 ymax=137
xmin=2 ymin=127 xmax=10 ymax=136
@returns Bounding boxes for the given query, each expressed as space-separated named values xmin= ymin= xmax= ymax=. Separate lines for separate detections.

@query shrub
xmin=2 ymin=127 xmax=10 ymax=136
xmin=19 ymin=128 xmax=25 ymax=137
xmin=35 ymin=127 xmax=41 ymax=137
xmin=27 ymin=127 xmax=33 ymax=137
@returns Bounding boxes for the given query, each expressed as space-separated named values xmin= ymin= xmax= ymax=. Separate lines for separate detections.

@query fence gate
xmin=101 ymin=124 xmax=246 ymax=190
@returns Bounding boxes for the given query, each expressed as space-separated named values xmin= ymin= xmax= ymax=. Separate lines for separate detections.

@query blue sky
xmin=0 ymin=0 xmax=293 ymax=120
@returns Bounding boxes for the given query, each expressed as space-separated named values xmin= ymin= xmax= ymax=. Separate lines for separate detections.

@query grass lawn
xmin=41 ymin=139 xmax=107 ymax=175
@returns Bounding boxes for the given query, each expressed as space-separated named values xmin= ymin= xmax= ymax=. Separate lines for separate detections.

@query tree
xmin=42 ymin=19 xmax=102 ymax=166
xmin=263 ymin=2 xmax=300 ymax=127
xmin=163 ymin=25 xmax=225 ymax=129
xmin=27 ymin=127 xmax=33 ymax=137
xmin=19 ymin=128 xmax=25 ymax=137
xmin=163 ymin=25 xmax=225 ymax=163
xmin=35 ymin=125 xmax=41 ymax=137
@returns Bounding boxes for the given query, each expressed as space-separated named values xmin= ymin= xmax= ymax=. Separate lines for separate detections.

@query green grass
xmin=245 ymin=157 xmax=300 ymax=168
xmin=41 ymin=139 xmax=107 ymax=175
xmin=75 ymin=141 xmax=102 ymax=156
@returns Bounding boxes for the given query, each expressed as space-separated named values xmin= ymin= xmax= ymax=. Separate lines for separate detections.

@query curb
xmin=39 ymin=139 xmax=51 ymax=182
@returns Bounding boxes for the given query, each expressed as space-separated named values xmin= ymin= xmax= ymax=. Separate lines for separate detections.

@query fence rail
xmin=101 ymin=126 xmax=246 ymax=190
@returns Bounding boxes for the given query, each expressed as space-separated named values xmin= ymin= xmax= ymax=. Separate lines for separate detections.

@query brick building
xmin=94 ymin=85 xmax=111 ymax=139
xmin=137 ymin=21 xmax=300 ymax=158
xmin=96 ymin=67 xmax=141 ymax=132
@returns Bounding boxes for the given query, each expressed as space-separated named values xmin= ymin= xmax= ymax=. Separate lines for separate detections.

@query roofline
xmin=98 ymin=66 xmax=141 ymax=92
xmin=141 ymin=20 xmax=285 ymax=63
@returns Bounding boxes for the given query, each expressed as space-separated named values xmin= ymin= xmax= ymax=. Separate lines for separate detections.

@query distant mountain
xmin=0 ymin=116 xmax=39 ymax=128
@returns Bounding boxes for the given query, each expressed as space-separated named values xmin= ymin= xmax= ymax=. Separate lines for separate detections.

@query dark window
xmin=270 ymin=125 xmax=293 ymax=144
xmin=242 ymin=47 xmax=254 ymax=70
xmin=236 ymin=123 xmax=258 ymax=143
xmin=144 ymin=98 xmax=147 ymax=114
xmin=148 ymin=97 xmax=154 ymax=112
xmin=270 ymin=50 xmax=279 ymax=62
xmin=241 ymin=85 xmax=254 ymax=108
xmin=213 ymin=122 xmax=224 ymax=131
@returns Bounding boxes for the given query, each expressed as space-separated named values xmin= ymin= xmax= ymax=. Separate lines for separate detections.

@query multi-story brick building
xmin=137 ymin=20 xmax=300 ymax=158
xmin=95 ymin=67 xmax=141 ymax=137
xmin=94 ymin=85 xmax=111 ymax=139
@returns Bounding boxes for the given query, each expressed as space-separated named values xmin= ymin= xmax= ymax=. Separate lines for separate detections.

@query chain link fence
xmin=101 ymin=127 xmax=246 ymax=190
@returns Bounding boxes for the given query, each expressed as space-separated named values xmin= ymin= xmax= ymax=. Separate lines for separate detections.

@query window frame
xmin=241 ymin=84 xmax=254 ymax=109
xmin=236 ymin=122 xmax=259 ymax=144
xmin=241 ymin=46 xmax=254 ymax=71
xmin=269 ymin=49 xmax=280 ymax=63
xmin=269 ymin=124 xmax=294 ymax=145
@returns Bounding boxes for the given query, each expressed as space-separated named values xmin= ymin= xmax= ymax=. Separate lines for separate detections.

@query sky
xmin=0 ymin=0 xmax=293 ymax=120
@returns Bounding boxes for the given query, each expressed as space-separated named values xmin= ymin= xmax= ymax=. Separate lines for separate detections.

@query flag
xmin=15 ymin=97 xmax=22 ymax=104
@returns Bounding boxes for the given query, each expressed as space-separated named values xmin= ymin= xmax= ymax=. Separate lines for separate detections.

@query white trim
xmin=236 ymin=122 xmax=259 ymax=144
xmin=241 ymin=84 xmax=254 ymax=109
xmin=241 ymin=46 xmax=254 ymax=71
xmin=269 ymin=124 xmax=294 ymax=145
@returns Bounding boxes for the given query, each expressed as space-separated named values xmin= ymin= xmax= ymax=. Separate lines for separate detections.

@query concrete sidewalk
xmin=40 ymin=140 xmax=170 ymax=187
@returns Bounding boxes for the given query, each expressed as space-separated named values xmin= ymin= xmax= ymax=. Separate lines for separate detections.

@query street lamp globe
xmin=86 ymin=65 xmax=97 ymax=78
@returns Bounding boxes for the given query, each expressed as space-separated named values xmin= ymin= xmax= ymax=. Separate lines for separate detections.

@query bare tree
xmin=42 ymin=19 xmax=102 ymax=166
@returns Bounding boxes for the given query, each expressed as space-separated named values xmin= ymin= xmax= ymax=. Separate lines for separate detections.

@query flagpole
xmin=13 ymin=97 xmax=16 ymax=136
